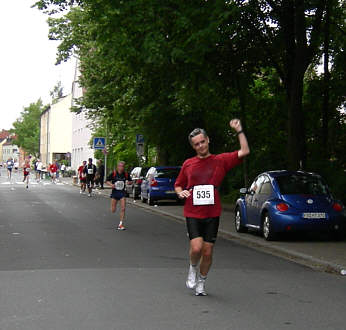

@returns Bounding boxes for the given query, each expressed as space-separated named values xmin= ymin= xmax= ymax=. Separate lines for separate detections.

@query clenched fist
xmin=230 ymin=119 xmax=242 ymax=133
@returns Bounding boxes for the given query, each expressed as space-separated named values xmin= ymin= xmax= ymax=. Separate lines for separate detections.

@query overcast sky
xmin=0 ymin=0 xmax=75 ymax=130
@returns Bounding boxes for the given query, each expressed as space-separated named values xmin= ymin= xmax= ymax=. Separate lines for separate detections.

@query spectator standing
xmin=97 ymin=160 xmax=105 ymax=189
xmin=61 ymin=163 xmax=66 ymax=177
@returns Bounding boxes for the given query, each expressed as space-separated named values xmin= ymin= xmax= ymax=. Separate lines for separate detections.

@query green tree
xmin=50 ymin=81 xmax=64 ymax=104
xmin=12 ymin=99 xmax=46 ymax=156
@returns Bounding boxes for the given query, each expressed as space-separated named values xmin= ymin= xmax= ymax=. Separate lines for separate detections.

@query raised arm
xmin=230 ymin=119 xmax=250 ymax=158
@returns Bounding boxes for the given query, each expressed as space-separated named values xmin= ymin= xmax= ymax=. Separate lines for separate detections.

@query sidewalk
xmin=64 ymin=176 xmax=346 ymax=275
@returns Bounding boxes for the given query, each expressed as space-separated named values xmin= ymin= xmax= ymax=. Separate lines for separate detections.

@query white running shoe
xmin=88 ymin=193 xmax=91 ymax=197
xmin=186 ymin=265 xmax=197 ymax=289
xmin=195 ymin=278 xmax=207 ymax=296
xmin=80 ymin=190 xmax=83 ymax=194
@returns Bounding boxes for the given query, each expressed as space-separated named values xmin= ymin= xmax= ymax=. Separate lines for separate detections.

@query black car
xmin=126 ymin=166 xmax=149 ymax=199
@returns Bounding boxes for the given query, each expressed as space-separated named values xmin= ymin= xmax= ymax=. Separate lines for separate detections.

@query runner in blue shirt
xmin=6 ymin=158 xmax=14 ymax=179
xmin=106 ymin=161 xmax=132 ymax=230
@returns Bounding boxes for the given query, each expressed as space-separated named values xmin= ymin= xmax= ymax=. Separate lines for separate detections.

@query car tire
xmin=262 ymin=212 xmax=278 ymax=241
xmin=147 ymin=193 xmax=154 ymax=206
xmin=235 ymin=207 xmax=248 ymax=233
xmin=331 ymin=230 xmax=345 ymax=241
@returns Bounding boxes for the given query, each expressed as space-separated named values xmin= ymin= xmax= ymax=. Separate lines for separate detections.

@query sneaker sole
xmin=195 ymin=292 xmax=207 ymax=296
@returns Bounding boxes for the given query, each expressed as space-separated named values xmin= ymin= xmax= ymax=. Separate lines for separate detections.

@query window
xmin=276 ymin=174 xmax=330 ymax=196
xmin=155 ymin=168 xmax=181 ymax=179
xmin=250 ymin=175 xmax=265 ymax=194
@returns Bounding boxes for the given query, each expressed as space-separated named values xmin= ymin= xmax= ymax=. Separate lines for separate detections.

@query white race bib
xmin=115 ymin=181 xmax=125 ymax=191
xmin=193 ymin=185 xmax=215 ymax=206
xmin=25 ymin=168 xmax=30 ymax=172
xmin=87 ymin=168 xmax=94 ymax=175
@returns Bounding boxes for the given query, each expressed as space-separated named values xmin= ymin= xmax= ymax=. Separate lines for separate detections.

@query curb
xmin=71 ymin=182 xmax=346 ymax=275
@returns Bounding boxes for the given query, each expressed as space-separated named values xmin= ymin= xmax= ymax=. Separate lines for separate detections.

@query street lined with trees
xmin=33 ymin=0 xmax=345 ymax=201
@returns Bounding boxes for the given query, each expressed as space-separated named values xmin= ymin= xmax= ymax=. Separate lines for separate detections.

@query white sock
xmin=199 ymin=274 xmax=207 ymax=281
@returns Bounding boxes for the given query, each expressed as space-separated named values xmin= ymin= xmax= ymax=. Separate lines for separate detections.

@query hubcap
xmin=235 ymin=211 xmax=241 ymax=230
xmin=263 ymin=216 xmax=270 ymax=238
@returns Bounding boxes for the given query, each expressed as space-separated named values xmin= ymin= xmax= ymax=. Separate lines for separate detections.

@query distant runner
xmin=84 ymin=158 xmax=97 ymax=197
xmin=175 ymin=119 xmax=250 ymax=296
xmin=78 ymin=160 xmax=87 ymax=194
xmin=6 ymin=158 xmax=14 ymax=179
xmin=50 ymin=162 xmax=58 ymax=183
xmin=23 ymin=160 xmax=31 ymax=189
xmin=106 ymin=161 xmax=132 ymax=230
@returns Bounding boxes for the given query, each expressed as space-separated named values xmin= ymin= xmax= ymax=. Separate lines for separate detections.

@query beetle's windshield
xmin=276 ymin=174 xmax=330 ymax=195
xmin=155 ymin=168 xmax=180 ymax=179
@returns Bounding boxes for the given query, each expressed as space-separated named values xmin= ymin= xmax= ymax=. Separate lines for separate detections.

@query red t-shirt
xmin=174 ymin=151 xmax=242 ymax=218
xmin=50 ymin=164 xmax=58 ymax=173
xmin=78 ymin=165 xmax=85 ymax=178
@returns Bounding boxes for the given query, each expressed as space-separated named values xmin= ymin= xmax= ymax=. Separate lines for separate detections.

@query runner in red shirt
xmin=175 ymin=119 xmax=250 ymax=296
xmin=23 ymin=160 xmax=31 ymax=189
xmin=78 ymin=160 xmax=87 ymax=194
xmin=50 ymin=162 xmax=58 ymax=183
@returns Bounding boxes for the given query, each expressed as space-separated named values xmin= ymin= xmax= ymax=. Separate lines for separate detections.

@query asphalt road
xmin=1 ymin=169 xmax=346 ymax=330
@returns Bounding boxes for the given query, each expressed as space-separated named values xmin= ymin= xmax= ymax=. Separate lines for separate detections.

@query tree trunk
xmin=235 ymin=73 xmax=249 ymax=187
xmin=322 ymin=2 xmax=330 ymax=157
xmin=285 ymin=0 xmax=308 ymax=170
xmin=287 ymin=70 xmax=306 ymax=170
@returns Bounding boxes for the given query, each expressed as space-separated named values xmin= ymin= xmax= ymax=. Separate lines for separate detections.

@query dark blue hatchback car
xmin=235 ymin=171 xmax=345 ymax=240
xmin=140 ymin=166 xmax=181 ymax=205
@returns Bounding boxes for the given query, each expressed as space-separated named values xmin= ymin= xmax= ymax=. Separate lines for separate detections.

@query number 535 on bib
xmin=193 ymin=185 xmax=215 ymax=206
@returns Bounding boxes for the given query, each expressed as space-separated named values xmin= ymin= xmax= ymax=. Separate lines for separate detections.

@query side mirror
xmin=239 ymin=188 xmax=248 ymax=195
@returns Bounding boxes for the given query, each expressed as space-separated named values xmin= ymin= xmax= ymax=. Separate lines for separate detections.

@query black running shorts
xmin=186 ymin=217 xmax=220 ymax=244
xmin=86 ymin=175 xmax=94 ymax=187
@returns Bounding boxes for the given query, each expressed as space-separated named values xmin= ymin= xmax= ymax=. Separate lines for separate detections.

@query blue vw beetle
xmin=235 ymin=171 xmax=345 ymax=240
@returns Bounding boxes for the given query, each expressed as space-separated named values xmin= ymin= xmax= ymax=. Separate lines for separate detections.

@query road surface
xmin=0 ymin=169 xmax=345 ymax=330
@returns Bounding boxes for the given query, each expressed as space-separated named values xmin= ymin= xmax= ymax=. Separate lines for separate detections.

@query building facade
xmin=71 ymin=61 xmax=94 ymax=171
xmin=1 ymin=140 xmax=19 ymax=163
xmin=40 ymin=94 xmax=73 ymax=167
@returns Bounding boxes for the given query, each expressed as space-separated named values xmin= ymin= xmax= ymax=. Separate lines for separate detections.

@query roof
xmin=265 ymin=170 xmax=321 ymax=178
xmin=0 ymin=129 xmax=10 ymax=139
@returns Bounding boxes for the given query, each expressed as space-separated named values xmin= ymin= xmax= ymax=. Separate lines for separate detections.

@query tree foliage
xmin=12 ymin=99 xmax=46 ymax=156
xmin=34 ymin=0 xmax=346 ymax=201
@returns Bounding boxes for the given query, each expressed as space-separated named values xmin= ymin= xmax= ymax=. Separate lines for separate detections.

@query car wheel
xmin=147 ymin=193 xmax=154 ymax=206
xmin=262 ymin=213 xmax=277 ymax=241
xmin=331 ymin=230 xmax=345 ymax=241
xmin=132 ymin=187 xmax=137 ymax=200
xmin=234 ymin=207 xmax=248 ymax=233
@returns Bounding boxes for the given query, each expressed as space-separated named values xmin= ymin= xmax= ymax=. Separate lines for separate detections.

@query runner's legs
xmin=199 ymin=242 xmax=214 ymax=276
xmin=119 ymin=197 xmax=126 ymax=222
xmin=111 ymin=198 xmax=118 ymax=213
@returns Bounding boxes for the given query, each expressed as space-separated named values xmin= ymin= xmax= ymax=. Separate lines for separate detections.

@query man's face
xmin=117 ymin=163 xmax=125 ymax=172
xmin=191 ymin=133 xmax=209 ymax=157
xmin=83 ymin=161 xmax=86 ymax=166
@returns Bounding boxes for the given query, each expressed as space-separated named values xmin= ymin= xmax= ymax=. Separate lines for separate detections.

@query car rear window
xmin=276 ymin=174 xmax=330 ymax=195
xmin=155 ymin=168 xmax=180 ymax=179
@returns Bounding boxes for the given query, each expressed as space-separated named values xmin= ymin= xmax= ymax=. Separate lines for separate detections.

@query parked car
xmin=126 ymin=166 xmax=149 ymax=199
xmin=235 ymin=170 xmax=345 ymax=241
xmin=140 ymin=166 xmax=181 ymax=205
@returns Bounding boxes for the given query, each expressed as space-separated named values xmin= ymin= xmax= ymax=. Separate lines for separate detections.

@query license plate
xmin=303 ymin=212 xmax=326 ymax=219
xmin=165 ymin=190 xmax=176 ymax=194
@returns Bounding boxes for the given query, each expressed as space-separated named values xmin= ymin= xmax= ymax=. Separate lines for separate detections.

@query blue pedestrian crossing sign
xmin=93 ymin=137 xmax=106 ymax=150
